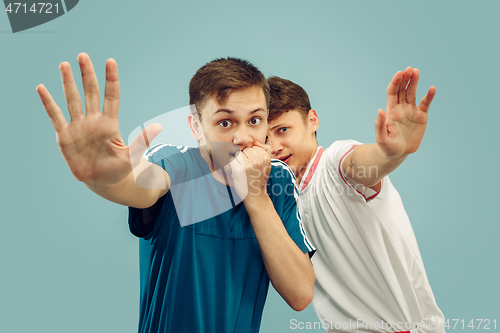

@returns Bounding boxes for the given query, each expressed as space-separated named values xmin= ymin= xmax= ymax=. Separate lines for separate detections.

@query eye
xmin=218 ymin=120 xmax=232 ymax=128
xmin=278 ymin=127 xmax=288 ymax=134
xmin=249 ymin=117 xmax=261 ymax=125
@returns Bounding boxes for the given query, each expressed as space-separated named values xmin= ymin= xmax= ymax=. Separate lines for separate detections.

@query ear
xmin=308 ymin=109 xmax=319 ymax=132
xmin=187 ymin=113 xmax=204 ymax=141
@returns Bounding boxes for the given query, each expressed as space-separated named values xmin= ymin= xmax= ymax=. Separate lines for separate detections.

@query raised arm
xmin=231 ymin=141 xmax=314 ymax=311
xmin=37 ymin=53 xmax=169 ymax=208
xmin=342 ymin=67 xmax=436 ymax=189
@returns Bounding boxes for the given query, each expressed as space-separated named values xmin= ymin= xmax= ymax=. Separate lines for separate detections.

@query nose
xmin=233 ymin=125 xmax=254 ymax=149
xmin=269 ymin=136 xmax=283 ymax=157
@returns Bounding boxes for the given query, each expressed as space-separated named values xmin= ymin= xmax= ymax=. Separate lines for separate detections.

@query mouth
xmin=278 ymin=154 xmax=292 ymax=164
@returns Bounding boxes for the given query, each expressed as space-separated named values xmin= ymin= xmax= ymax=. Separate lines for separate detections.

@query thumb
xmin=129 ymin=123 xmax=163 ymax=168
xmin=374 ymin=109 xmax=387 ymax=146
xmin=418 ymin=86 xmax=437 ymax=113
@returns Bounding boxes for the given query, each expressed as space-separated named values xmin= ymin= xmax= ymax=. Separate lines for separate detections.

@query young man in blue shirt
xmin=37 ymin=54 xmax=315 ymax=332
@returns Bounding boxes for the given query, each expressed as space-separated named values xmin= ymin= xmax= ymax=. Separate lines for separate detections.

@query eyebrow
xmin=269 ymin=123 xmax=285 ymax=131
xmin=214 ymin=108 xmax=265 ymax=115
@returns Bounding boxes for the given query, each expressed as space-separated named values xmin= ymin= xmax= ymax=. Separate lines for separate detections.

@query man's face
xmin=196 ymin=85 xmax=268 ymax=172
xmin=267 ymin=109 xmax=318 ymax=179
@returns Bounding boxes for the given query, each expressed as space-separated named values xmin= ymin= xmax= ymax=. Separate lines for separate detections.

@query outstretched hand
xmin=375 ymin=67 xmax=436 ymax=160
xmin=37 ymin=53 xmax=162 ymax=189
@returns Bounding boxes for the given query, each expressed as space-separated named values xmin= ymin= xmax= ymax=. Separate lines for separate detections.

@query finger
xmin=418 ymin=86 xmax=437 ymax=113
xmin=398 ymin=67 xmax=413 ymax=104
xmin=252 ymin=142 xmax=271 ymax=164
xmin=102 ymin=58 xmax=120 ymax=118
xmin=386 ymin=71 xmax=403 ymax=109
xmin=36 ymin=84 xmax=68 ymax=132
xmin=129 ymin=123 xmax=163 ymax=168
xmin=77 ymin=53 xmax=100 ymax=115
xmin=253 ymin=141 xmax=271 ymax=154
xmin=60 ymin=61 xmax=83 ymax=120
xmin=242 ymin=146 xmax=256 ymax=158
xmin=265 ymin=135 xmax=275 ymax=154
xmin=231 ymin=150 xmax=245 ymax=166
xmin=406 ymin=68 xmax=420 ymax=105
xmin=242 ymin=147 xmax=260 ymax=165
xmin=374 ymin=109 xmax=387 ymax=147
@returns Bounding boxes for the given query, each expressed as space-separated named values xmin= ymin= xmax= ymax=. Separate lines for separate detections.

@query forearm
xmin=85 ymin=160 xmax=169 ymax=209
xmin=343 ymin=143 xmax=407 ymax=188
xmin=245 ymin=196 xmax=314 ymax=311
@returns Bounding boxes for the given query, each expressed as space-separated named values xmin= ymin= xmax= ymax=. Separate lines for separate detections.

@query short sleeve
xmin=323 ymin=140 xmax=362 ymax=170
xmin=128 ymin=192 xmax=166 ymax=238
xmin=270 ymin=160 xmax=316 ymax=257
xmin=128 ymin=144 xmax=190 ymax=238
xmin=143 ymin=144 xmax=190 ymax=185
xmin=324 ymin=140 xmax=381 ymax=201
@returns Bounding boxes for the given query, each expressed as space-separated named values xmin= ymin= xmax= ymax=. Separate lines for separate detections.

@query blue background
xmin=1 ymin=1 xmax=498 ymax=332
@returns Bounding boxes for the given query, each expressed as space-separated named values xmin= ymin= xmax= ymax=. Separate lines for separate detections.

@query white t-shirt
xmin=299 ymin=140 xmax=445 ymax=333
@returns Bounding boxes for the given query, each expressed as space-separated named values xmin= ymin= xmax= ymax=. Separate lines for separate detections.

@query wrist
xmin=84 ymin=171 xmax=133 ymax=192
xmin=243 ymin=193 xmax=272 ymax=213
xmin=377 ymin=144 xmax=409 ymax=162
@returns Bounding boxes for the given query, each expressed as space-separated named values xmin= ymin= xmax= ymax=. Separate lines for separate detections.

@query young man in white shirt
xmin=266 ymin=68 xmax=445 ymax=333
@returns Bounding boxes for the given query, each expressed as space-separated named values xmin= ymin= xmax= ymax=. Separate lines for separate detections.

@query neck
xmin=199 ymin=146 xmax=233 ymax=186
xmin=295 ymin=143 xmax=319 ymax=185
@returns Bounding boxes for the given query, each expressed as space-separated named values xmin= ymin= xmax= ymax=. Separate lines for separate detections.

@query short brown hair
xmin=189 ymin=57 xmax=269 ymax=121
xmin=267 ymin=76 xmax=311 ymax=122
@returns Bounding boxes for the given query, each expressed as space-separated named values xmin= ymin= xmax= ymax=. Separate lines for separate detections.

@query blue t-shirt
xmin=128 ymin=144 xmax=315 ymax=333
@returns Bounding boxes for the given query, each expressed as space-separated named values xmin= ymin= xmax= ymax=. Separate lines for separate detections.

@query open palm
xmin=37 ymin=53 xmax=159 ymax=188
xmin=375 ymin=67 xmax=436 ymax=159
